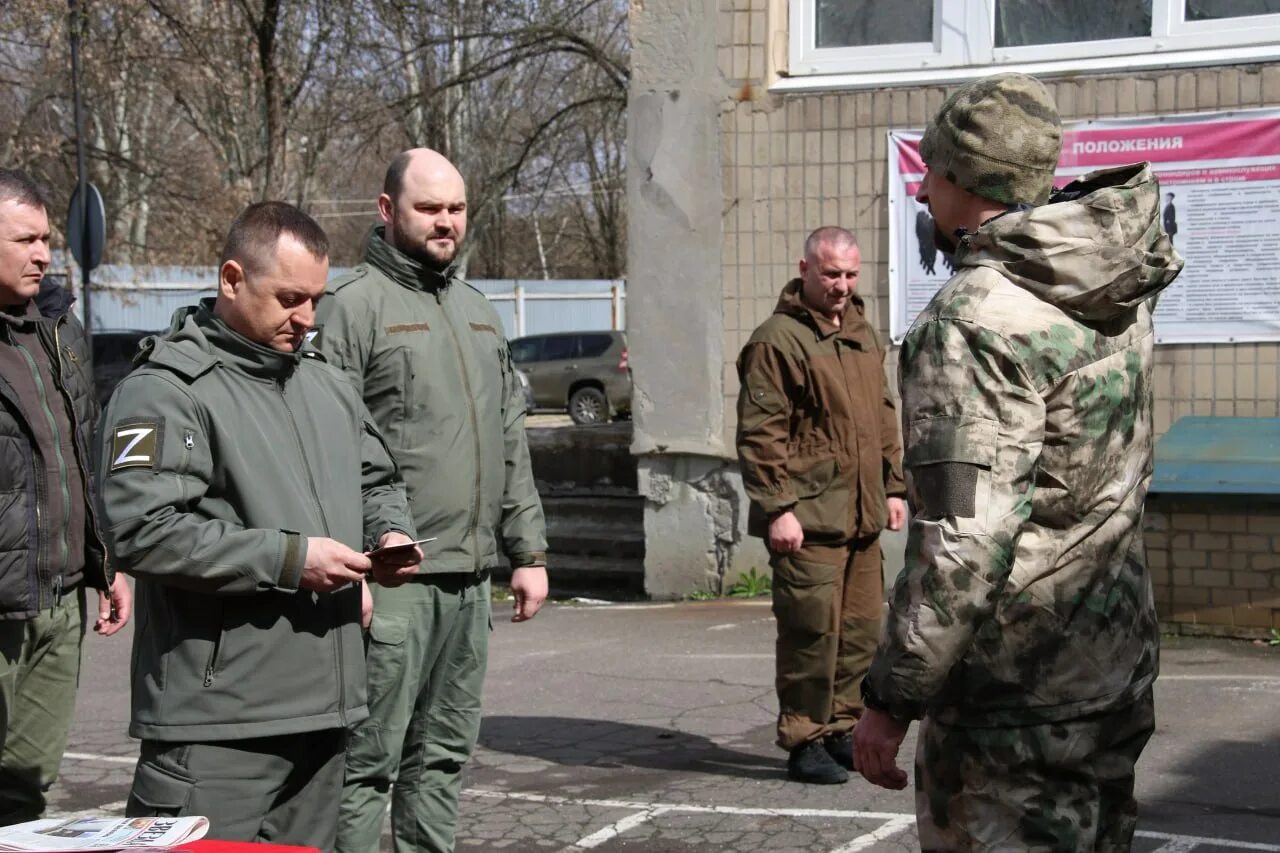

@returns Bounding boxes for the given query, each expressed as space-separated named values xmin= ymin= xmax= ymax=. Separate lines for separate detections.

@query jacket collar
xmin=774 ymin=278 xmax=870 ymax=344
xmin=150 ymin=299 xmax=304 ymax=381
xmin=362 ymin=226 xmax=458 ymax=294
xmin=0 ymin=279 xmax=71 ymax=340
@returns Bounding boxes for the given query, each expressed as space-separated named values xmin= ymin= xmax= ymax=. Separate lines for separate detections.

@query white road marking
xmin=563 ymin=808 xmax=668 ymax=851
xmin=1136 ymin=830 xmax=1280 ymax=852
xmin=709 ymin=617 xmax=776 ymax=631
xmin=828 ymin=816 xmax=915 ymax=853
xmin=1158 ymin=675 xmax=1280 ymax=682
xmin=465 ymin=789 xmax=1280 ymax=851
xmin=1145 ymin=838 xmax=1202 ymax=852
xmin=62 ymin=752 xmax=137 ymax=765
xmin=57 ymin=756 xmax=1280 ymax=851
xmin=466 ymin=788 xmax=909 ymax=821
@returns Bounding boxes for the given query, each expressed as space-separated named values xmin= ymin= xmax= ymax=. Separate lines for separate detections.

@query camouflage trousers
xmin=915 ymin=688 xmax=1156 ymax=852
xmin=770 ymin=535 xmax=882 ymax=750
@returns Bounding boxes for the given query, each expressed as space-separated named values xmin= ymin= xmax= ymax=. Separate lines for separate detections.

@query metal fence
xmin=65 ymin=266 xmax=624 ymax=340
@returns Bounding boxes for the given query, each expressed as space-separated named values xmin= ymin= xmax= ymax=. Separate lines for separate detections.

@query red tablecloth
xmin=183 ymin=842 xmax=319 ymax=853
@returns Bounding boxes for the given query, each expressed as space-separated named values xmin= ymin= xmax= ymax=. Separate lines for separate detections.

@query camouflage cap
xmin=920 ymin=73 xmax=1062 ymax=206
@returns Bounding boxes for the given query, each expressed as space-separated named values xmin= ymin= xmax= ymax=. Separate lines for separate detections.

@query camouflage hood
xmin=957 ymin=163 xmax=1183 ymax=322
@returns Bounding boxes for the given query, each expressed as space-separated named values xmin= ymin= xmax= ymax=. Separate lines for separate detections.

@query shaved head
xmin=803 ymin=226 xmax=857 ymax=263
xmin=378 ymin=148 xmax=468 ymax=271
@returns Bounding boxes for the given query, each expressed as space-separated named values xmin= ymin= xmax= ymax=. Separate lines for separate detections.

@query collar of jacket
xmin=0 ymin=279 xmax=73 ymax=341
xmin=152 ymin=299 xmax=306 ymax=382
xmin=773 ymin=278 xmax=869 ymax=343
xmin=363 ymin=225 xmax=458 ymax=294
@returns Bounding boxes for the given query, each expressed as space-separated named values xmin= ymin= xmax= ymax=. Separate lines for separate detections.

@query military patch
xmin=469 ymin=322 xmax=497 ymax=334
xmin=385 ymin=322 xmax=429 ymax=335
xmin=110 ymin=418 xmax=164 ymax=472
xmin=912 ymin=462 xmax=979 ymax=519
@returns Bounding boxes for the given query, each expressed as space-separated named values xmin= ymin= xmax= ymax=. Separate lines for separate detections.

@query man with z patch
xmin=852 ymin=73 xmax=1184 ymax=850
xmin=0 ymin=169 xmax=131 ymax=824
xmin=736 ymin=226 xmax=906 ymax=785
xmin=96 ymin=202 xmax=418 ymax=849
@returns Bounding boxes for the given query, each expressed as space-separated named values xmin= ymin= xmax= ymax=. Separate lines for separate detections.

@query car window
xmin=510 ymin=337 xmax=542 ymax=364
xmin=578 ymin=333 xmax=614 ymax=358
xmin=542 ymin=335 xmax=578 ymax=361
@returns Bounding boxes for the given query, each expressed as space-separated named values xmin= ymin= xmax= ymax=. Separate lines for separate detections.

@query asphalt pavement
xmin=59 ymin=596 xmax=1280 ymax=851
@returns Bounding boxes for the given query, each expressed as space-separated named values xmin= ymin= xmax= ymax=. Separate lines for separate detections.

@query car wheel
xmin=568 ymin=386 xmax=608 ymax=425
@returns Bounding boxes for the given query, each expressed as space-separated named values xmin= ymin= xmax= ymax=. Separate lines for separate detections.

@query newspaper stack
xmin=0 ymin=817 xmax=209 ymax=851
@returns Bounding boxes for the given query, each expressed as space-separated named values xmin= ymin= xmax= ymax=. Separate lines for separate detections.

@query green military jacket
xmin=97 ymin=303 xmax=414 ymax=741
xmin=866 ymin=163 xmax=1183 ymax=726
xmin=737 ymin=283 xmax=905 ymax=543
xmin=317 ymin=229 xmax=547 ymax=574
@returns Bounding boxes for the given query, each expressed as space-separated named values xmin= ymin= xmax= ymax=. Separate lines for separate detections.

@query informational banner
xmin=888 ymin=108 xmax=1280 ymax=344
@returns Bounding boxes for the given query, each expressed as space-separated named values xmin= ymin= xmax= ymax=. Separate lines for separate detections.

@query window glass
xmin=509 ymin=337 xmax=541 ymax=364
xmin=1186 ymin=0 xmax=1280 ymax=19
xmin=815 ymin=0 xmax=933 ymax=48
xmin=994 ymin=0 xmax=1151 ymax=47
xmin=578 ymin=334 xmax=614 ymax=358
xmin=541 ymin=335 xmax=578 ymax=361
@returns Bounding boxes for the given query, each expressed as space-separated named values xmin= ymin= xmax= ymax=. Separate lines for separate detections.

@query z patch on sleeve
xmin=109 ymin=418 xmax=164 ymax=472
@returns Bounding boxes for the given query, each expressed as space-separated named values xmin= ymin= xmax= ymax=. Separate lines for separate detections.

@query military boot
xmin=823 ymin=731 xmax=855 ymax=771
xmin=786 ymin=739 xmax=848 ymax=784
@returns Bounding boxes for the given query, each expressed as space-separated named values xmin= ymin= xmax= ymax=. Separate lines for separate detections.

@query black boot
xmin=786 ymin=739 xmax=849 ymax=784
xmin=823 ymin=732 xmax=855 ymax=771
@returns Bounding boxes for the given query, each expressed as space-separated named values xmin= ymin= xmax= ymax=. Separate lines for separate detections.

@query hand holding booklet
xmin=0 ymin=816 xmax=209 ymax=851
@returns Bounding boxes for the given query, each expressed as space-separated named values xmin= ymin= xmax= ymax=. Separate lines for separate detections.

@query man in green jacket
xmin=97 ymin=202 xmax=419 ymax=849
xmin=0 ymin=169 xmax=131 ymax=824
xmin=318 ymin=148 xmax=548 ymax=853
xmin=853 ymin=74 xmax=1181 ymax=849
xmin=737 ymin=226 xmax=906 ymax=785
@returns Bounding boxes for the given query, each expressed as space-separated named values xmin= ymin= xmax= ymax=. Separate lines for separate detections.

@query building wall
xmin=629 ymin=0 xmax=1280 ymax=624
xmin=1146 ymin=497 xmax=1280 ymax=638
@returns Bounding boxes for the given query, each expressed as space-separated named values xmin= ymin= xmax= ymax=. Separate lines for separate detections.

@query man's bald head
xmin=378 ymin=148 xmax=468 ymax=272
xmin=382 ymin=148 xmax=464 ymax=202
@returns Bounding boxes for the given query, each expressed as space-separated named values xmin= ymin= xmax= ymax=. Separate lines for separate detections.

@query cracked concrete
xmin=54 ymin=599 xmax=1280 ymax=851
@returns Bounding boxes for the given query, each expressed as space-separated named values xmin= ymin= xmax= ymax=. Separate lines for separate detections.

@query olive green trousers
xmin=338 ymin=573 xmax=490 ymax=853
xmin=770 ymin=536 xmax=882 ymax=750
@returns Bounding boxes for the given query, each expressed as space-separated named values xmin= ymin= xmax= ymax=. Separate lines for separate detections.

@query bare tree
xmin=0 ymin=0 xmax=630 ymax=275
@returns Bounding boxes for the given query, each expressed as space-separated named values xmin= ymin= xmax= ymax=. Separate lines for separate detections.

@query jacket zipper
xmin=204 ymin=614 xmax=224 ymax=686
xmin=437 ymin=287 xmax=483 ymax=571
xmin=54 ymin=319 xmax=112 ymax=588
xmin=276 ymin=378 xmax=346 ymax=720
xmin=17 ymin=325 xmax=72 ymax=607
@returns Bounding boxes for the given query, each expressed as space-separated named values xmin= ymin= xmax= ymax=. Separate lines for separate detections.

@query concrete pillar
xmin=628 ymin=0 xmax=739 ymax=597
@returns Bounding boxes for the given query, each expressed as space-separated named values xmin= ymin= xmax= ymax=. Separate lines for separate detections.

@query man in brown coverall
xmin=736 ymin=226 xmax=905 ymax=785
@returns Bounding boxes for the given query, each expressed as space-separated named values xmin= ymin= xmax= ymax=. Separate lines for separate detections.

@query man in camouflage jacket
xmin=737 ymin=226 xmax=906 ymax=785
xmin=853 ymin=73 xmax=1183 ymax=849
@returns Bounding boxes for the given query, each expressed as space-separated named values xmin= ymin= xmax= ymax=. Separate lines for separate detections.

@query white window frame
xmin=782 ymin=0 xmax=1280 ymax=92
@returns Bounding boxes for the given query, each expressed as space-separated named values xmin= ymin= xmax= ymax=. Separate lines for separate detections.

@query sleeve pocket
xmin=127 ymin=760 xmax=195 ymax=815
xmin=904 ymin=416 xmax=998 ymax=521
xmin=904 ymin=415 xmax=998 ymax=468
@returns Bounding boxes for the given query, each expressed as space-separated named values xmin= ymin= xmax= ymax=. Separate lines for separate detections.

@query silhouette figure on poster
xmin=915 ymin=209 xmax=937 ymax=275
xmin=1163 ymin=192 xmax=1178 ymax=244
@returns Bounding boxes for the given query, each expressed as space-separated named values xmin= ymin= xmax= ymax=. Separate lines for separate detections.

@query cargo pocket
xmin=904 ymin=415 xmax=998 ymax=529
xmin=789 ymin=457 xmax=849 ymax=537
xmin=771 ymin=555 xmax=842 ymax=639
xmin=126 ymin=758 xmax=195 ymax=817
xmin=365 ymin=612 xmax=411 ymax=706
